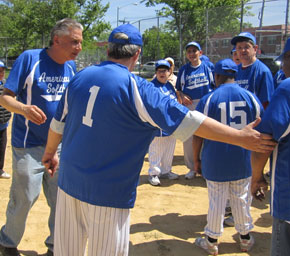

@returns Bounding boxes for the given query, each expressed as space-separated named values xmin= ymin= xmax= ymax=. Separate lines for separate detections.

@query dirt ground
xmin=0 ymin=126 xmax=272 ymax=256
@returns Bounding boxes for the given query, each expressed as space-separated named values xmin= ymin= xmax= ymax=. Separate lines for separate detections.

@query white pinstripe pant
xmin=204 ymin=177 xmax=253 ymax=239
xmin=54 ymin=188 xmax=130 ymax=256
xmin=148 ymin=135 xmax=176 ymax=176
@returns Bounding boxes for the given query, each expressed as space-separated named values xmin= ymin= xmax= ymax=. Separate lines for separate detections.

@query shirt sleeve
xmin=257 ymin=80 xmax=290 ymax=141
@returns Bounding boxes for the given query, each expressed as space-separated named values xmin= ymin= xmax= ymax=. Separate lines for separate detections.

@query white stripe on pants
xmin=54 ymin=188 xmax=130 ymax=256
xmin=205 ymin=177 xmax=253 ymax=239
xmin=148 ymin=135 xmax=176 ymax=176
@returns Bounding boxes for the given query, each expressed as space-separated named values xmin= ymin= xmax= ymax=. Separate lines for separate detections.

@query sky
xmin=101 ymin=0 xmax=288 ymax=32
xmin=101 ymin=0 xmax=167 ymax=33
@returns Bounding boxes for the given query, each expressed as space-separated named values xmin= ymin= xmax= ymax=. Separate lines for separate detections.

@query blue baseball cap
xmin=214 ymin=58 xmax=238 ymax=77
xmin=155 ymin=60 xmax=170 ymax=70
xmin=108 ymin=24 xmax=143 ymax=46
xmin=185 ymin=41 xmax=201 ymax=51
xmin=0 ymin=61 xmax=7 ymax=69
xmin=231 ymin=32 xmax=256 ymax=45
xmin=231 ymin=46 xmax=236 ymax=54
xmin=276 ymin=37 xmax=290 ymax=60
xmin=200 ymin=55 xmax=210 ymax=62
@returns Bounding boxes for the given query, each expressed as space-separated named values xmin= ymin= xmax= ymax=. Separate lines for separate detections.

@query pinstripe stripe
xmin=55 ymin=189 xmax=130 ymax=256
xmin=205 ymin=178 xmax=253 ymax=238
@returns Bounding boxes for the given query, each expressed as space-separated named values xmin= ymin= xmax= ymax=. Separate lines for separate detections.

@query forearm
xmin=193 ymin=135 xmax=203 ymax=162
xmin=194 ymin=117 xmax=244 ymax=146
xmin=251 ymin=151 xmax=271 ymax=181
xmin=0 ymin=94 xmax=27 ymax=116
xmin=45 ymin=128 xmax=63 ymax=155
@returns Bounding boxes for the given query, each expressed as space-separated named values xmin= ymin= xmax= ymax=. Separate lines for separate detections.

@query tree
xmin=0 ymin=0 xmax=111 ymax=56
xmin=141 ymin=0 xmax=251 ymax=63
xmin=142 ymin=25 xmax=179 ymax=62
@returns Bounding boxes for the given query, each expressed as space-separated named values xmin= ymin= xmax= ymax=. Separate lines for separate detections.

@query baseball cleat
xmin=195 ymin=236 xmax=218 ymax=255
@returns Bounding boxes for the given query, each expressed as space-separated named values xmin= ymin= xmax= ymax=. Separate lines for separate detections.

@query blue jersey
xmin=151 ymin=77 xmax=178 ymax=137
xmin=51 ymin=61 xmax=205 ymax=209
xmin=256 ymin=78 xmax=290 ymax=221
xmin=235 ymin=59 xmax=274 ymax=104
xmin=273 ymin=69 xmax=286 ymax=90
xmin=196 ymin=83 xmax=263 ymax=182
xmin=176 ymin=62 xmax=214 ymax=100
xmin=5 ymin=49 xmax=76 ymax=148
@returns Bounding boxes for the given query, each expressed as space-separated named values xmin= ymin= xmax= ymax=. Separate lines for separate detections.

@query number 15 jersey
xmin=196 ymin=83 xmax=263 ymax=182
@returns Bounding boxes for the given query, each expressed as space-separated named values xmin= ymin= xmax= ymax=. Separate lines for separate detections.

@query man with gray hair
xmin=0 ymin=18 xmax=83 ymax=256
xmin=40 ymin=24 xmax=275 ymax=256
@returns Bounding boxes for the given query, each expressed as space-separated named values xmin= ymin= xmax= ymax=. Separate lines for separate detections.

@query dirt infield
xmin=0 ymin=127 xmax=272 ymax=256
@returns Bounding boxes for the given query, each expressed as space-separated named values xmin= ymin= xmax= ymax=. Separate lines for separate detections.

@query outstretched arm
xmin=42 ymin=128 xmax=63 ymax=177
xmin=194 ymin=117 xmax=275 ymax=153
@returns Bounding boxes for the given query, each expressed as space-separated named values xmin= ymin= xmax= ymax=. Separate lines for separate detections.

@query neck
xmin=191 ymin=59 xmax=201 ymax=67
xmin=108 ymin=57 xmax=135 ymax=72
xmin=242 ymin=56 xmax=256 ymax=67
xmin=46 ymin=47 xmax=66 ymax=64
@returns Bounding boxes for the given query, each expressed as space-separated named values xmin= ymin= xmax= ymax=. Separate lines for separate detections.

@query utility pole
xmin=240 ymin=0 xmax=244 ymax=33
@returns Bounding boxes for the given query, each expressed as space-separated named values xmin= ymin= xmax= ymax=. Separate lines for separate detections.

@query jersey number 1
xmin=82 ymin=86 xmax=100 ymax=127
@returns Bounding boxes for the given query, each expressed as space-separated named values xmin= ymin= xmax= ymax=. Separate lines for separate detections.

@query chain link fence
xmin=1 ymin=0 xmax=289 ymax=71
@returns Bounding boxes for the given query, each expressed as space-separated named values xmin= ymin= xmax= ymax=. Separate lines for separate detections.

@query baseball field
xmin=0 ymin=126 xmax=272 ymax=256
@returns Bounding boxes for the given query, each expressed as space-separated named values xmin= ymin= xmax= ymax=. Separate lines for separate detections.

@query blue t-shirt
xmin=5 ymin=48 xmax=76 ymax=148
xmin=256 ymin=78 xmax=290 ymax=221
xmin=235 ymin=59 xmax=274 ymax=104
xmin=52 ymin=61 xmax=194 ymax=209
xmin=273 ymin=69 xmax=286 ymax=90
xmin=176 ymin=62 xmax=214 ymax=100
xmin=151 ymin=77 xmax=178 ymax=137
xmin=196 ymin=83 xmax=263 ymax=182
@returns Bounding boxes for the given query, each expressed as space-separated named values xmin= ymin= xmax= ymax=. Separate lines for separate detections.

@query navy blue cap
xmin=108 ymin=24 xmax=143 ymax=46
xmin=155 ymin=60 xmax=170 ymax=70
xmin=185 ymin=41 xmax=201 ymax=51
xmin=231 ymin=32 xmax=256 ymax=45
xmin=276 ymin=37 xmax=290 ymax=60
xmin=214 ymin=58 xmax=238 ymax=76
xmin=0 ymin=61 xmax=7 ymax=69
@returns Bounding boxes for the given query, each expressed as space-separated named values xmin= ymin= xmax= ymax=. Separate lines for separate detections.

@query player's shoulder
xmin=255 ymin=59 xmax=272 ymax=74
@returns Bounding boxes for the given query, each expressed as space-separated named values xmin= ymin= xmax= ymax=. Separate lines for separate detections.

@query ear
xmin=200 ymin=50 xmax=203 ymax=55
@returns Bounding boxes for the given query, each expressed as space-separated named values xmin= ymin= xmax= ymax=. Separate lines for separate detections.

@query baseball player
xmin=231 ymin=32 xmax=274 ymax=109
xmin=148 ymin=60 xmax=179 ymax=186
xmin=0 ymin=61 xmax=11 ymax=179
xmin=194 ymin=59 xmax=263 ymax=255
xmin=231 ymin=46 xmax=241 ymax=65
xmin=251 ymin=37 xmax=290 ymax=256
xmin=273 ymin=69 xmax=285 ymax=89
xmin=41 ymin=24 xmax=274 ymax=256
xmin=164 ymin=57 xmax=177 ymax=87
xmin=176 ymin=41 xmax=215 ymax=180
xmin=0 ymin=19 xmax=83 ymax=256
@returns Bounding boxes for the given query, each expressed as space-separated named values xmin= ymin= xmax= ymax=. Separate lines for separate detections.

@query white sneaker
xmin=195 ymin=236 xmax=218 ymax=255
xmin=148 ymin=175 xmax=160 ymax=186
xmin=224 ymin=215 xmax=235 ymax=227
xmin=160 ymin=171 xmax=179 ymax=180
xmin=239 ymin=234 xmax=255 ymax=252
xmin=185 ymin=170 xmax=196 ymax=179
xmin=0 ymin=171 xmax=10 ymax=179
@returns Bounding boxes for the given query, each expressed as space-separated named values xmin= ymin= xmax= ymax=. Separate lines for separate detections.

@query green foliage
xmin=0 ymin=0 xmax=111 ymax=56
xmin=141 ymin=0 xmax=252 ymax=61
xmin=142 ymin=26 xmax=179 ymax=61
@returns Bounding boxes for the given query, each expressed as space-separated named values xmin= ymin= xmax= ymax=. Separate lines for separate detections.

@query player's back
xmin=196 ymin=83 xmax=263 ymax=182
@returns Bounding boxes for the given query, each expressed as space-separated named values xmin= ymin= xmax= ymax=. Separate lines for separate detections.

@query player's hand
xmin=22 ymin=105 xmax=47 ymax=125
xmin=180 ymin=92 xmax=193 ymax=106
xmin=42 ymin=152 xmax=59 ymax=177
xmin=251 ymin=176 xmax=268 ymax=201
xmin=239 ymin=118 xmax=276 ymax=153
